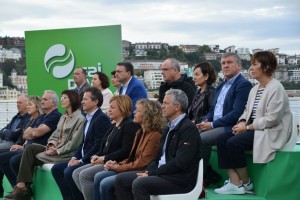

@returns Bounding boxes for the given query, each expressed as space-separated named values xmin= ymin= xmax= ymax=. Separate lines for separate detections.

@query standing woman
xmin=92 ymin=99 xmax=164 ymax=200
xmin=215 ymin=51 xmax=292 ymax=195
xmin=8 ymin=90 xmax=85 ymax=200
xmin=188 ymin=61 xmax=216 ymax=123
xmin=72 ymin=95 xmax=140 ymax=200
xmin=92 ymin=72 xmax=113 ymax=114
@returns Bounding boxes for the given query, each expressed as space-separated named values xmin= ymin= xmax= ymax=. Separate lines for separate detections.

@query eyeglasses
xmin=160 ymin=68 xmax=173 ymax=72
xmin=61 ymin=96 xmax=69 ymax=101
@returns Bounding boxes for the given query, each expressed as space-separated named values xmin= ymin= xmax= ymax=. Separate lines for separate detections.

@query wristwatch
xmin=246 ymin=125 xmax=250 ymax=131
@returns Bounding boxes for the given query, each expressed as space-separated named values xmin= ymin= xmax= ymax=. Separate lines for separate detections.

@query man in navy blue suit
xmin=115 ymin=62 xmax=147 ymax=118
xmin=196 ymin=53 xmax=252 ymax=176
xmin=51 ymin=87 xmax=111 ymax=200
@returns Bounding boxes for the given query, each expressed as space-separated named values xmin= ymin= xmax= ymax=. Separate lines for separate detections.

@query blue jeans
xmin=51 ymin=161 xmax=85 ymax=200
xmin=93 ymin=171 xmax=117 ymax=200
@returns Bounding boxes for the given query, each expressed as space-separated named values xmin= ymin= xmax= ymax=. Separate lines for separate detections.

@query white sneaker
xmin=214 ymin=181 xmax=245 ymax=194
xmin=243 ymin=179 xmax=254 ymax=191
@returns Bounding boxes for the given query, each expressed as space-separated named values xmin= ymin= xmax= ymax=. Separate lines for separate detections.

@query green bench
xmin=208 ymin=145 xmax=300 ymax=200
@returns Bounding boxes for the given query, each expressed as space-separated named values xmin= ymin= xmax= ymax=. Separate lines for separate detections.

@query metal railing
xmin=0 ymin=100 xmax=18 ymax=129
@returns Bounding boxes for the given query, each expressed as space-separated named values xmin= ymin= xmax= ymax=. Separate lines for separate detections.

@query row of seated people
xmin=0 ymin=88 xmax=200 ymax=200
xmin=0 ymin=51 xmax=294 ymax=200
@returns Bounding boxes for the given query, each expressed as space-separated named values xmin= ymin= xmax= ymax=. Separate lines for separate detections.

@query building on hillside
xmin=122 ymin=40 xmax=131 ymax=59
xmin=237 ymin=48 xmax=250 ymax=61
xmin=204 ymin=52 xmax=218 ymax=60
xmin=179 ymin=45 xmax=199 ymax=53
xmin=0 ymin=37 xmax=25 ymax=47
xmin=130 ymin=60 xmax=188 ymax=74
xmin=288 ymin=66 xmax=300 ymax=82
xmin=134 ymin=42 xmax=168 ymax=50
xmin=9 ymin=69 xmax=27 ymax=95
xmin=276 ymin=54 xmax=288 ymax=65
xmin=144 ymin=70 xmax=163 ymax=90
xmin=252 ymin=48 xmax=264 ymax=54
xmin=274 ymin=67 xmax=289 ymax=82
xmin=133 ymin=42 xmax=168 ymax=57
xmin=224 ymin=45 xmax=236 ymax=53
xmin=0 ymin=46 xmax=22 ymax=62
xmin=287 ymin=55 xmax=300 ymax=65
xmin=208 ymin=45 xmax=220 ymax=52
xmin=268 ymin=48 xmax=279 ymax=55
xmin=131 ymin=60 xmax=163 ymax=70
xmin=0 ymin=87 xmax=19 ymax=100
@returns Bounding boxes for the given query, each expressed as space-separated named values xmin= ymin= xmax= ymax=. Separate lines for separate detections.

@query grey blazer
xmin=36 ymin=109 xmax=86 ymax=163
xmin=239 ymin=78 xmax=292 ymax=163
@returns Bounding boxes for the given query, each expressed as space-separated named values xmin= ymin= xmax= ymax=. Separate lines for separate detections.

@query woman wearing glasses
xmin=7 ymin=90 xmax=85 ymax=200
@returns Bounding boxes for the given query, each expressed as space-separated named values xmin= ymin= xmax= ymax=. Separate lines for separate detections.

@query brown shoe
xmin=4 ymin=186 xmax=19 ymax=199
xmin=4 ymin=186 xmax=32 ymax=200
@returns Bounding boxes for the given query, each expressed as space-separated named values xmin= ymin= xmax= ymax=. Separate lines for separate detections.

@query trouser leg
xmin=115 ymin=171 xmax=139 ymax=200
xmin=200 ymin=127 xmax=225 ymax=173
xmin=16 ymin=144 xmax=45 ymax=183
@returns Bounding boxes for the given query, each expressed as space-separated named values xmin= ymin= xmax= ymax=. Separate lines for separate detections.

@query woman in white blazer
xmin=215 ymin=51 xmax=292 ymax=195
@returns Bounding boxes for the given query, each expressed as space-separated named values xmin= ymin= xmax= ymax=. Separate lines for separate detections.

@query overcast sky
xmin=1 ymin=0 xmax=299 ymax=55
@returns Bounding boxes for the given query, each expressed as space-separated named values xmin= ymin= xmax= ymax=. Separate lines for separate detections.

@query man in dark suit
xmin=73 ymin=67 xmax=90 ymax=101
xmin=196 ymin=53 xmax=252 ymax=175
xmin=115 ymin=62 xmax=147 ymax=118
xmin=51 ymin=87 xmax=111 ymax=200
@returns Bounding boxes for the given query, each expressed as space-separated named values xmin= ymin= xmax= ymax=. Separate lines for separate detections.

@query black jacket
xmin=96 ymin=118 xmax=140 ymax=163
xmin=158 ymin=74 xmax=196 ymax=108
xmin=0 ymin=113 xmax=31 ymax=142
xmin=146 ymin=117 xmax=201 ymax=190
xmin=188 ymin=85 xmax=215 ymax=123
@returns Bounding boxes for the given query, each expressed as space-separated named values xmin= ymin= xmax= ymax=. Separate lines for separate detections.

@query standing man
xmin=0 ymin=95 xmax=30 ymax=153
xmin=73 ymin=67 xmax=90 ymax=100
xmin=115 ymin=89 xmax=201 ymax=200
xmin=115 ymin=62 xmax=147 ymax=118
xmin=197 ymin=53 xmax=252 ymax=177
xmin=51 ymin=87 xmax=111 ymax=200
xmin=159 ymin=58 xmax=196 ymax=109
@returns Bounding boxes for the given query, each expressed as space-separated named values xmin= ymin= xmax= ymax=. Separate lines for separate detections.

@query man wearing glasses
xmin=115 ymin=62 xmax=147 ymax=119
xmin=159 ymin=58 xmax=196 ymax=110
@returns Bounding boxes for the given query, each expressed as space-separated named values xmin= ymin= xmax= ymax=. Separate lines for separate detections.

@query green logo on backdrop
xmin=44 ymin=44 xmax=75 ymax=79
xmin=25 ymin=25 xmax=122 ymax=99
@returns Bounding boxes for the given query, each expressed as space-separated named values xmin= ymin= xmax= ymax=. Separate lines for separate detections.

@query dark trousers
xmin=0 ymin=150 xmax=23 ymax=186
xmin=16 ymin=144 xmax=44 ymax=183
xmin=51 ymin=161 xmax=84 ymax=200
xmin=217 ymin=130 xmax=254 ymax=169
xmin=0 ymin=149 xmax=10 ymax=196
xmin=115 ymin=171 xmax=189 ymax=200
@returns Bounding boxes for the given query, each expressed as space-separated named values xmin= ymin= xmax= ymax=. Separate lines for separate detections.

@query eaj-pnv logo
xmin=44 ymin=44 xmax=75 ymax=79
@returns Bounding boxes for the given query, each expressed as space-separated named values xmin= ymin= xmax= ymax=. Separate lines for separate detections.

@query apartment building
xmin=0 ymin=46 xmax=22 ymax=62
xmin=144 ymin=70 xmax=163 ymax=90
xmin=9 ymin=69 xmax=27 ymax=95
xmin=224 ymin=45 xmax=236 ymax=53
xmin=237 ymin=48 xmax=251 ymax=61
xmin=209 ymin=45 xmax=220 ymax=52
xmin=0 ymin=37 xmax=25 ymax=47
xmin=288 ymin=66 xmax=300 ymax=82
xmin=179 ymin=45 xmax=199 ymax=53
